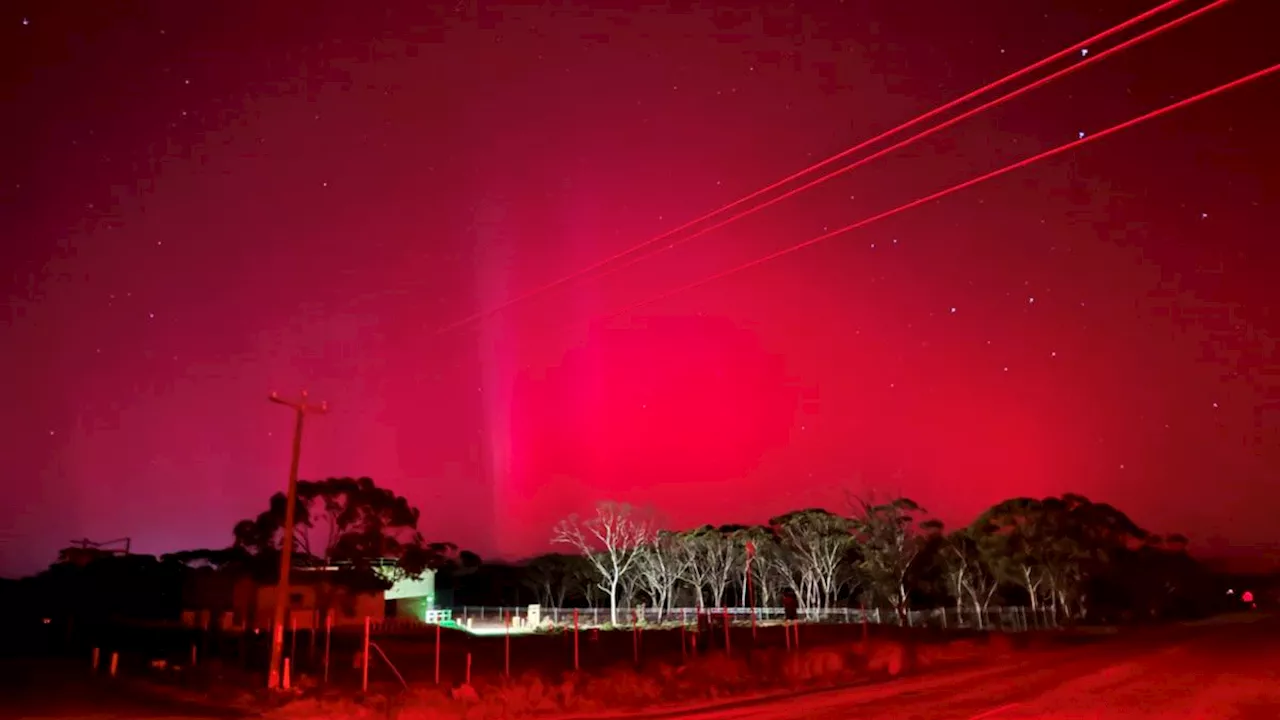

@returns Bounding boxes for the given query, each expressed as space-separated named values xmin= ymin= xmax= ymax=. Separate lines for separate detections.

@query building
xmin=383 ymin=566 xmax=439 ymax=620
xmin=232 ymin=572 xmax=385 ymax=630
xmin=182 ymin=563 xmax=440 ymax=630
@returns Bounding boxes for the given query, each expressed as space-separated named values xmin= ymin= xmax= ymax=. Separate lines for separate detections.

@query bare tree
xmin=553 ymin=502 xmax=653 ymax=625
xmin=634 ymin=531 xmax=689 ymax=620
xmin=677 ymin=527 xmax=714 ymax=608
xmin=702 ymin=528 xmax=741 ymax=608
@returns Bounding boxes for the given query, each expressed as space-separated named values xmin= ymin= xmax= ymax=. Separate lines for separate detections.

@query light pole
xmin=265 ymin=390 xmax=328 ymax=690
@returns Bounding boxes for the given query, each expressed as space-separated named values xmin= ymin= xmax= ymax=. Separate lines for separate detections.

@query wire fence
xmin=419 ymin=604 xmax=1055 ymax=633
xmin=67 ymin=604 xmax=1056 ymax=693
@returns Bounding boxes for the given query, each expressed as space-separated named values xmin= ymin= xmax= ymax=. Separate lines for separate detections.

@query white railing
xmin=424 ymin=609 xmax=453 ymax=624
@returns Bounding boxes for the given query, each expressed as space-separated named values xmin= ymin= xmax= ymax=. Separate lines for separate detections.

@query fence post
xmin=572 ymin=609 xmax=580 ymax=671
xmin=722 ymin=609 xmax=731 ymax=655
xmin=631 ymin=608 xmax=639 ymax=665
xmin=465 ymin=652 xmax=472 ymax=685
xmin=362 ymin=616 xmax=371 ymax=693
xmin=92 ymin=647 xmax=100 ymax=672
xmin=504 ymin=610 xmax=511 ymax=678
xmin=680 ymin=610 xmax=687 ymax=662
xmin=434 ymin=621 xmax=441 ymax=685
xmin=323 ymin=612 xmax=332 ymax=685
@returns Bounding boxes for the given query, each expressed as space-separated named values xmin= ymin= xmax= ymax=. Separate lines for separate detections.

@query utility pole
xmin=266 ymin=390 xmax=328 ymax=691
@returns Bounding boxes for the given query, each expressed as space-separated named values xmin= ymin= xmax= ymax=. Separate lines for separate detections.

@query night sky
xmin=3 ymin=0 xmax=1278 ymax=577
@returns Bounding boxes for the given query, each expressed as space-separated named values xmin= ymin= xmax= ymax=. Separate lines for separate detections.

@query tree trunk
xmin=608 ymin=577 xmax=620 ymax=625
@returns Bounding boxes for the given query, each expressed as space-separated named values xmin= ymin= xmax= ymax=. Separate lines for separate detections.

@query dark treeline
xmin=0 ymin=481 xmax=1248 ymax=636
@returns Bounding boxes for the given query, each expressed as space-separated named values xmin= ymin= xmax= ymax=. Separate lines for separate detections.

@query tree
xmin=522 ymin=553 xmax=577 ymax=608
xmin=553 ymin=502 xmax=653 ymax=625
xmin=769 ymin=509 xmax=852 ymax=611
xmin=730 ymin=525 xmax=774 ymax=608
xmin=1041 ymin=494 xmax=1148 ymax=621
xmin=684 ymin=525 xmax=741 ymax=608
xmin=233 ymin=476 xmax=436 ymax=588
xmin=940 ymin=529 xmax=1000 ymax=628
xmin=634 ymin=531 xmax=689 ymax=619
xmin=566 ymin=555 xmax=603 ymax=608
xmin=851 ymin=496 xmax=940 ymax=618
xmin=1115 ymin=533 xmax=1208 ymax=620
xmin=677 ymin=527 xmax=715 ymax=608
xmin=972 ymin=497 xmax=1053 ymax=617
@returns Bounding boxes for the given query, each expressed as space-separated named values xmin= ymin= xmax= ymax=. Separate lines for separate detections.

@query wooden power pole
xmin=266 ymin=390 xmax=328 ymax=691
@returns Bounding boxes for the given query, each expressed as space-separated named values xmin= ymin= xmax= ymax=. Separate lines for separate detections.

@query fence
xmin=439 ymin=604 xmax=1056 ymax=632
xmin=67 ymin=604 xmax=1056 ymax=694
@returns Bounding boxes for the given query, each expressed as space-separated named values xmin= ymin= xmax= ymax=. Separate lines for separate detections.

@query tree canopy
xmin=541 ymin=492 xmax=1216 ymax=624
xmin=232 ymin=476 xmax=453 ymax=588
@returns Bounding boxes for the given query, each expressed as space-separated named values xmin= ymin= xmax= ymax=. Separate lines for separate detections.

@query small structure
xmin=381 ymin=562 xmax=440 ymax=621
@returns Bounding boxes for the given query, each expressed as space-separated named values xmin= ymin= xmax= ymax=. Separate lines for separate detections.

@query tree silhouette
xmin=232 ymin=476 xmax=438 ymax=588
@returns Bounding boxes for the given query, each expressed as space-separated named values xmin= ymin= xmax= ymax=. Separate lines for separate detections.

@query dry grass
xmin=260 ymin=634 xmax=1003 ymax=720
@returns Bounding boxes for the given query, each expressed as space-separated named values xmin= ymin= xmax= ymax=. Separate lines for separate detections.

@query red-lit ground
xmin=609 ymin=613 xmax=1280 ymax=720
xmin=9 ymin=614 xmax=1278 ymax=719
xmin=0 ymin=656 xmax=239 ymax=720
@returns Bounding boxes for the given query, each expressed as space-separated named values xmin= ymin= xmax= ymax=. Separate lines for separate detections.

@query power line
xmin=434 ymin=0 xmax=1197 ymax=335
xmin=606 ymin=62 xmax=1280 ymax=320
xmin=571 ymin=0 xmax=1229 ymax=290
